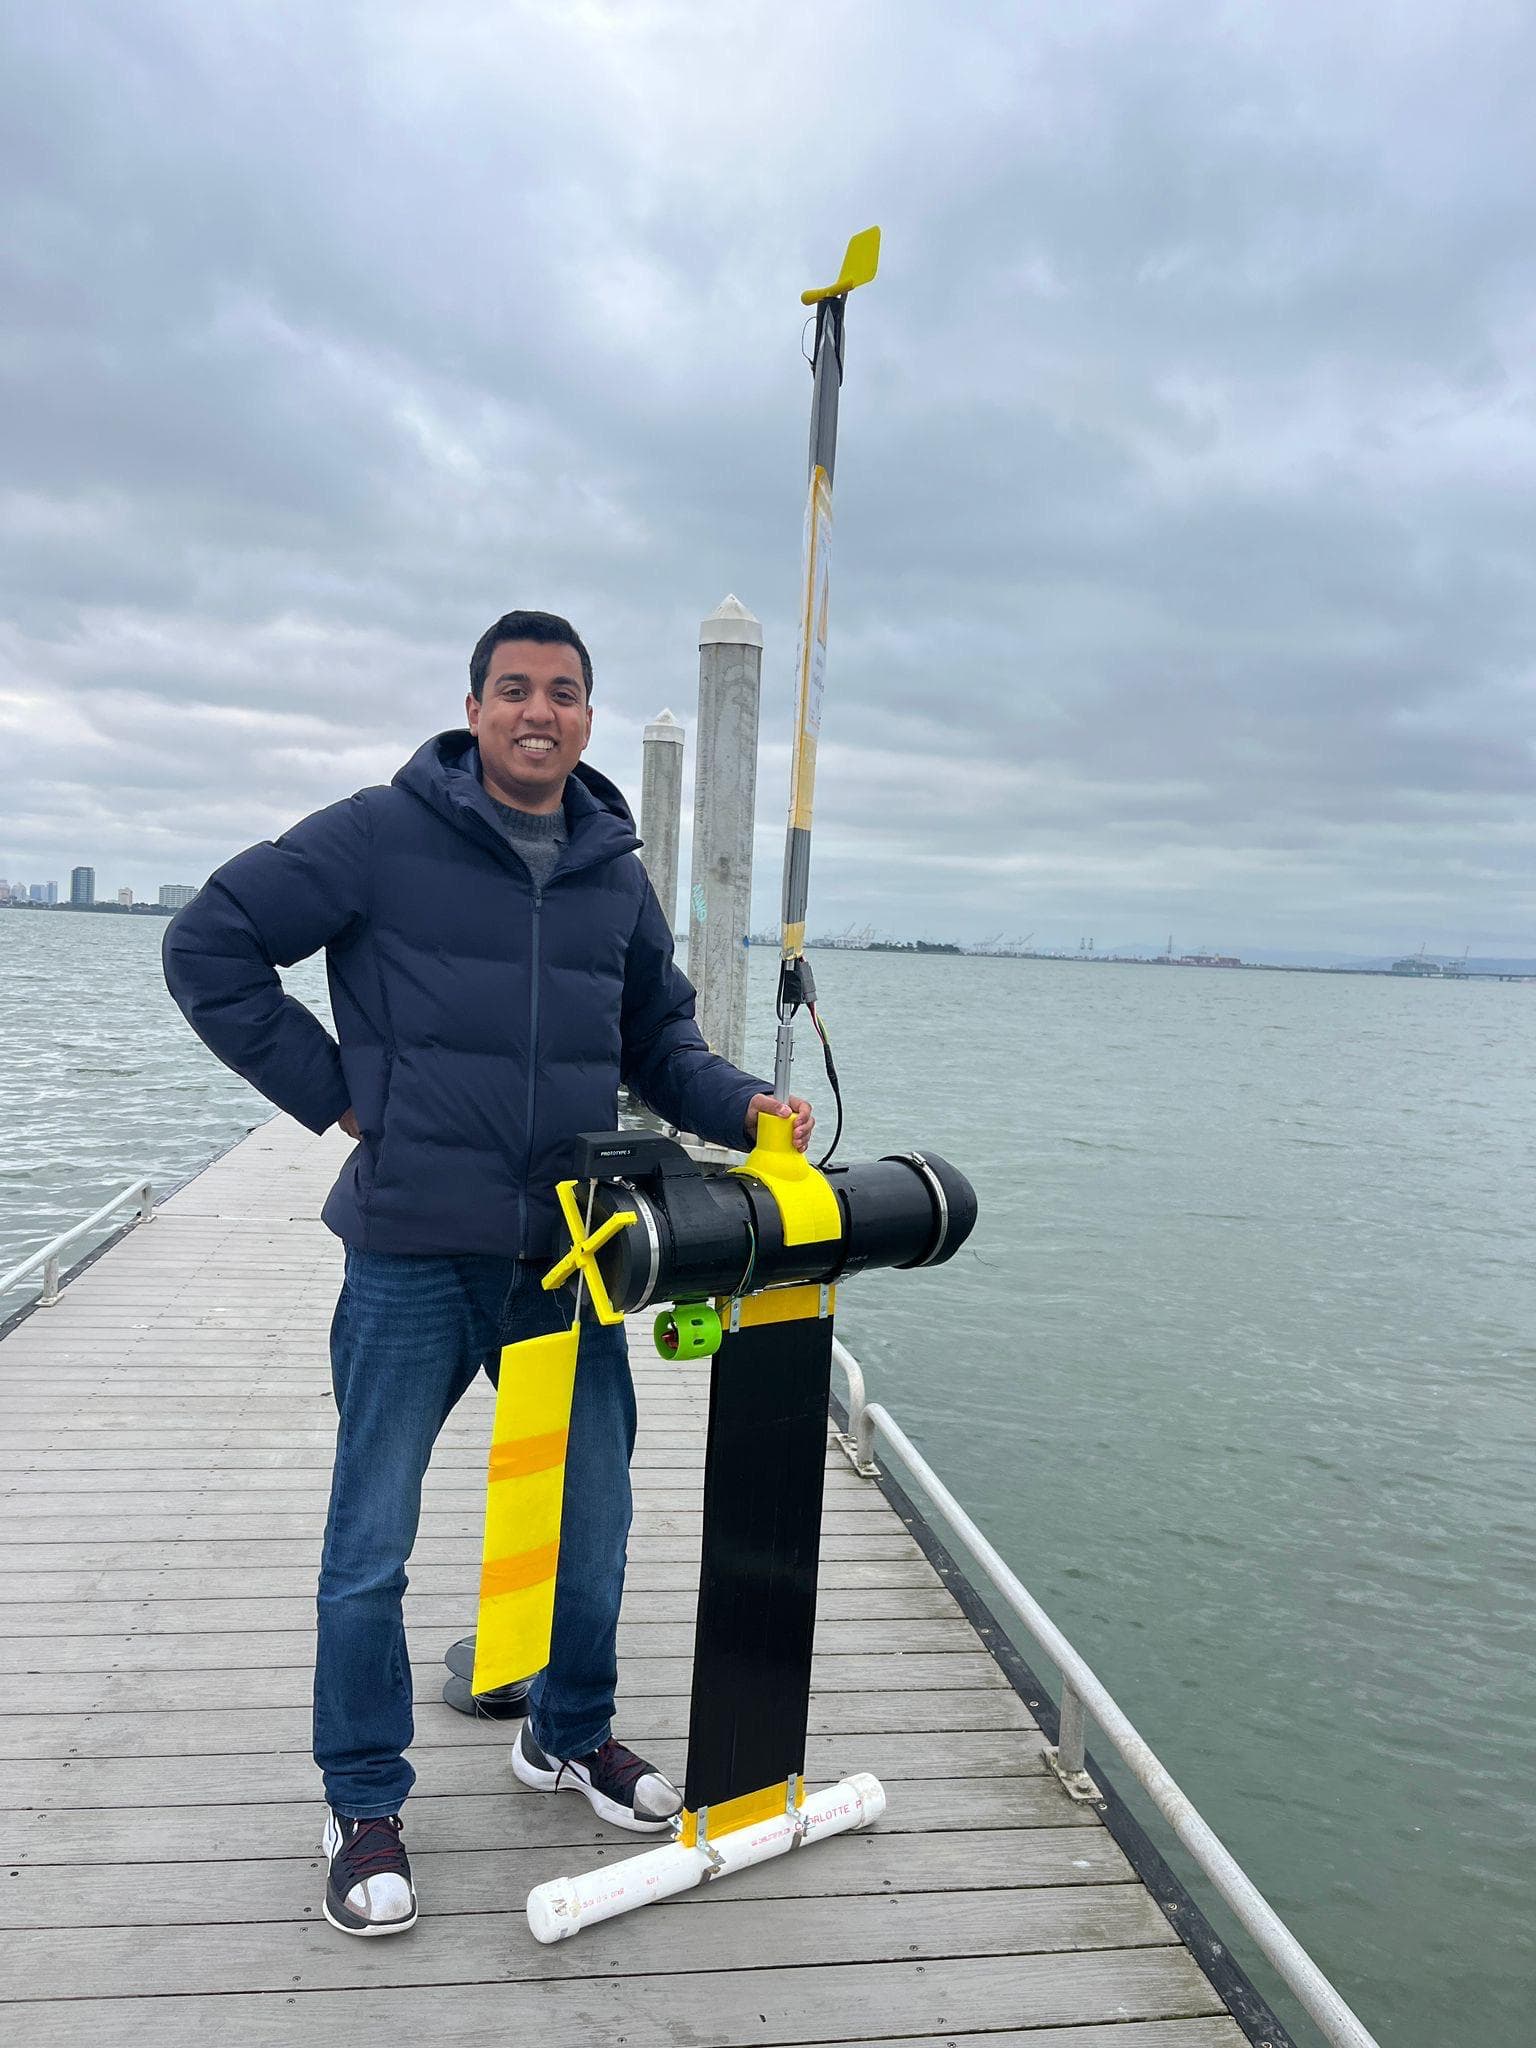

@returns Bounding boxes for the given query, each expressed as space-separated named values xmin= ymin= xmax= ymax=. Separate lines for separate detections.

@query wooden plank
xmin=0 ymin=1466 xmax=881 ymax=1503
xmin=0 ymin=1384 xmax=365 ymax=1402
xmin=2 ymin=1885 xmax=1178 ymax=2000
xmin=0 ymin=1583 xmax=967 ymax=1632
xmin=4 ymin=1778 xmax=1100 ymax=1868
xmin=0 ymin=1498 xmax=897 ymax=1534
xmin=0 ymin=1527 xmax=925 ymax=1570
xmin=0 ymin=1728 xmax=1048 ymax=1810
xmin=3 ymin=1828 xmax=1135 ymax=1928
xmin=0 ymin=1950 xmax=1227 ymax=2044
xmin=0 ymin=1369 xmax=345 ymax=1384
xmin=2 ymin=1320 xmax=333 ymax=1338
xmin=0 ymin=1374 xmax=353 ymax=1393
xmin=1 ymin=1450 xmax=871 ymax=1483
xmin=0 ymin=1408 xmax=710 ymax=1434
xmin=0 ymin=1385 xmax=356 ymax=1401
xmin=0 ymin=1611 xmax=980 ymax=1662
xmin=6 ymin=1443 xmax=730 ymax=1469
xmin=0 ymin=1438 xmax=701 ymax=1464
xmin=0 ymin=1648 xmax=1011 ymax=1715
xmin=0 ymin=1686 xmax=1036 ymax=1760
xmin=0 ymin=1416 xmax=707 ymax=1441
xmin=0 ymin=1557 xmax=943 ymax=1601
xmin=789 ymin=2030 xmax=1244 ymax=2048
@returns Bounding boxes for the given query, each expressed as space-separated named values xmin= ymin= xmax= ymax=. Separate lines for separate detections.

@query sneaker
xmin=321 ymin=1809 xmax=418 ymax=1936
xmin=511 ymin=1721 xmax=683 ymax=1833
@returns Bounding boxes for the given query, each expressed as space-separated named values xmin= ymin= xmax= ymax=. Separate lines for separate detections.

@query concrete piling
xmin=639 ymin=709 xmax=685 ymax=934
xmin=687 ymin=595 xmax=762 ymax=1071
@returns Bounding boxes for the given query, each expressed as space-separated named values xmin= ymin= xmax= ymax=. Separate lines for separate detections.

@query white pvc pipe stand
xmin=526 ymin=1772 xmax=885 ymax=1944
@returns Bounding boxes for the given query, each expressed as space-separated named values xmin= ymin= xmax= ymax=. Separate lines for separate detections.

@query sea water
xmin=2 ymin=910 xmax=1531 ymax=2047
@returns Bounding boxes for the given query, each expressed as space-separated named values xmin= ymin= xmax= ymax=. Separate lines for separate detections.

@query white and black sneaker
xmin=321 ymin=1809 xmax=418 ymax=1936
xmin=512 ymin=1721 xmax=683 ymax=1833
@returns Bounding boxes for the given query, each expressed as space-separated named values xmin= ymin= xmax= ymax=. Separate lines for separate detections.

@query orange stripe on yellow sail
xmin=487 ymin=1428 xmax=569 ymax=1482
xmin=479 ymin=1540 xmax=562 ymax=1599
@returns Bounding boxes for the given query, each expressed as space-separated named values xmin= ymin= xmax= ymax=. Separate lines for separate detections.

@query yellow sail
xmin=471 ymin=1325 xmax=580 ymax=1695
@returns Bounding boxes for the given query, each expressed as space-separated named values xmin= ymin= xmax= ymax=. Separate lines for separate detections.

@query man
xmin=164 ymin=609 xmax=811 ymax=1937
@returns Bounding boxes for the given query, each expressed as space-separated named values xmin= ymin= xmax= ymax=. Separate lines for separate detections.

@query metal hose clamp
xmin=889 ymin=1151 xmax=949 ymax=1267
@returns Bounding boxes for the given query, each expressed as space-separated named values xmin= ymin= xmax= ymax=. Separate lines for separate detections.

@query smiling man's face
xmin=467 ymin=638 xmax=593 ymax=814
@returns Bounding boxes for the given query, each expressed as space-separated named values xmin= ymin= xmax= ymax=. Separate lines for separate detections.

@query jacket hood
xmin=394 ymin=729 xmax=640 ymax=863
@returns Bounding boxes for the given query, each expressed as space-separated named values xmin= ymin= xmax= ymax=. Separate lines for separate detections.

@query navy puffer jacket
xmin=163 ymin=731 xmax=768 ymax=1257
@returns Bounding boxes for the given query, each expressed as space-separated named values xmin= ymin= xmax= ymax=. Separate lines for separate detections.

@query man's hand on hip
xmin=338 ymin=1108 xmax=361 ymax=1140
xmin=745 ymin=1094 xmax=815 ymax=1153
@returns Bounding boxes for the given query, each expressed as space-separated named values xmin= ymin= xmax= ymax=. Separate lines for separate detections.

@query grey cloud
xmin=1 ymin=0 xmax=1533 ymax=954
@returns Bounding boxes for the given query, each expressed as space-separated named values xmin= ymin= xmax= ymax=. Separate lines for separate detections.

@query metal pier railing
xmin=831 ymin=1337 xmax=1381 ymax=2048
xmin=0 ymin=1178 xmax=156 ymax=1311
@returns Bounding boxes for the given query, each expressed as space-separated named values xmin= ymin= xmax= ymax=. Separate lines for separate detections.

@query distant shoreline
xmin=969 ymin=953 xmax=1536 ymax=982
xmin=11 ymin=905 xmax=1529 ymax=978
xmin=1 ymin=901 xmax=175 ymax=918
xmin=789 ymin=943 xmax=1535 ymax=982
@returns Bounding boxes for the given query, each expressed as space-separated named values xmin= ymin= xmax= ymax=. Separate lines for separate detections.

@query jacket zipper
xmin=496 ymin=831 xmax=611 ymax=1259
xmin=519 ymin=884 xmax=542 ymax=1256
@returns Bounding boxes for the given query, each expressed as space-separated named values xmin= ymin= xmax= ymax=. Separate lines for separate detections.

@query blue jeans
xmin=314 ymin=1248 xmax=636 ymax=1817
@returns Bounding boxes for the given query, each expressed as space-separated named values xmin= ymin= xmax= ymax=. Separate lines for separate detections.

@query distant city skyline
xmin=1 ymin=871 xmax=199 ymax=908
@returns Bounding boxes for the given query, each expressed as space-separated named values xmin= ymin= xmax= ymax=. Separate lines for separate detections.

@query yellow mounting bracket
xmin=730 ymin=1111 xmax=841 ymax=1247
xmin=542 ymin=1179 xmax=636 ymax=1326
xmin=801 ymin=225 xmax=881 ymax=305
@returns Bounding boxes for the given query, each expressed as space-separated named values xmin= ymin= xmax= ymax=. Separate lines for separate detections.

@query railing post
xmin=1046 ymin=1679 xmax=1101 ymax=1801
xmin=1057 ymin=1681 xmax=1085 ymax=1772
xmin=40 ymin=1253 xmax=61 ymax=1307
xmin=854 ymin=1402 xmax=877 ymax=1475
xmin=138 ymin=1182 xmax=156 ymax=1224
xmin=830 ymin=1338 xmax=879 ymax=1477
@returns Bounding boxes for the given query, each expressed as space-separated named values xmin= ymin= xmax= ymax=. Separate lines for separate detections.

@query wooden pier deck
xmin=0 ymin=1117 xmax=1245 ymax=2047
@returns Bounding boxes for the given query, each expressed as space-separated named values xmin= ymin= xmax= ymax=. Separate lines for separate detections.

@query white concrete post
xmin=687 ymin=595 xmax=762 ymax=1071
xmin=639 ymin=709 xmax=684 ymax=934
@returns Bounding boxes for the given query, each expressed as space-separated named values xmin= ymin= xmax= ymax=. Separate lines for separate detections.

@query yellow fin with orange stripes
xmin=472 ymin=1325 xmax=579 ymax=1695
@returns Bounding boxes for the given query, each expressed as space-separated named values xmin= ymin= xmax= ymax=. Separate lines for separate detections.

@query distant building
xmin=0 ymin=879 xmax=9 ymax=904
xmin=158 ymin=883 xmax=199 ymax=910
xmin=29 ymin=884 xmax=46 ymax=904
xmin=45 ymin=880 xmax=58 ymax=904
xmin=70 ymin=866 xmax=95 ymax=906
xmin=117 ymin=887 xmax=135 ymax=906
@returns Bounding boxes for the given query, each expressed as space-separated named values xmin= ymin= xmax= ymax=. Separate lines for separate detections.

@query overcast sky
xmin=2 ymin=1 xmax=1533 ymax=954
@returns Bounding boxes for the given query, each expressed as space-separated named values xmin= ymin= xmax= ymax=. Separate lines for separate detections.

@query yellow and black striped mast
xmin=492 ymin=235 xmax=987 ymax=1939
xmin=773 ymin=226 xmax=880 ymax=1102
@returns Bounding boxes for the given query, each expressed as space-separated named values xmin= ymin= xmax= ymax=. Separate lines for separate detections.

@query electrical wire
xmin=808 ymin=1001 xmax=844 ymax=1169
xmin=775 ymin=955 xmax=845 ymax=1169
xmin=734 ymin=1209 xmax=759 ymax=1300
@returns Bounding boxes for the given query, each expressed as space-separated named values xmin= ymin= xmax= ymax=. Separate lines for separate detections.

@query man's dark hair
xmin=469 ymin=610 xmax=593 ymax=701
